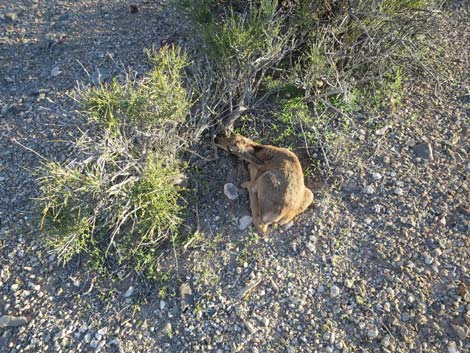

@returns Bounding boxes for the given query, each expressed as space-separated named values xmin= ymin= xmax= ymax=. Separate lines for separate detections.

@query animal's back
xmin=253 ymin=145 xmax=306 ymax=210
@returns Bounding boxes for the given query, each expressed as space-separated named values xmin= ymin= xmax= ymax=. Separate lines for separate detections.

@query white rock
xmin=284 ymin=222 xmax=294 ymax=230
xmin=372 ymin=172 xmax=382 ymax=180
xmin=330 ymin=285 xmax=340 ymax=298
xmin=224 ymin=183 xmax=239 ymax=200
xmin=330 ymin=331 xmax=336 ymax=344
xmin=238 ymin=215 xmax=253 ymax=230
xmin=306 ymin=242 xmax=315 ymax=252
xmin=447 ymin=341 xmax=459 ymax=353
xmin=160 ymin=300 xmax=167 ymax=310
xmin=375 ymin=125 xmax=390 ymax=136
xmin=424 ymin=254 xmax=433 ymax=265
xmin=84 ymin=332 xmax=92 ymax=343
xmin=89 ymin=338 xmax=99 ymax=348
xmin=162 ymin=322 xmax=172 ymax=336
xmin=123 ymin=286 xmax=134 ymax=298
xmin=110 ymin=338 xmax=120 ymax=346
xmin=261 ymin=317 xmax=270 ymax=327
xmin=367 ymin=325 xmax=379 ymax=339
xmin=439 ymin=216 xmax=446 ymax=226
xmin=97 ymin=327 xmax=107 ymax=336
xmin=69 ymin=276 xmax=80 ymax=287
xmin=381 ymin=335 xmax=391 ymax=347
xmin=51 ymin=67 xmax=62 ymax=77
xmin=245 ymin=320 xmax=256 ymax=334
xmin=394 ymin=187 xmax=404 ymax=196
xmin=364 ymin=185 xmax=375 ymax=194
xmin=30 ymin=283 xmax=41 ymax=291
xmin=373 ymin=204 xmax=382 ymax=213
xmin=54 ymin=329 xmax=65 ymax=340
xmin=95 ymin=339 xmax=106 ymax=351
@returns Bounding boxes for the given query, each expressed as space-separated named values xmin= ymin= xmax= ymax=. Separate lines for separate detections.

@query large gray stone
xmin=0 ymin=315 xmax=28 ymax=328
xmin=413 ymin=143 xmax=433 ymax=160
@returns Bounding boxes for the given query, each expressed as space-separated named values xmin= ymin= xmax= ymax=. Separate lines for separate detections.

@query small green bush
xmin=180 ymin=0 xmax=296 ymax=132
xmin=84 ymin=46 xmax=190 ymax=131
xmin=180 ymin=0 xmax=437 ymax=136
xmin=179 ymin=0 xmax=437 ymax=174
xmin=38 ymin=46 xmax=190 ymax=278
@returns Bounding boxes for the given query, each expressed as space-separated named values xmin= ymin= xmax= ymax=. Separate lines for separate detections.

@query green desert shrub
xmin=179 ymin=0 xmax=296 ymax=133
xmin=38 ymin=46 xmax=190 ymax=278
xmin=83 ymin=46 xmax=190 ymax=132
xmin=178 ymin=0 xmax=438 ymax=172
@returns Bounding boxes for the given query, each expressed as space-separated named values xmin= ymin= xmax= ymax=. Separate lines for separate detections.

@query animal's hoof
xmin=258 ymin=224 xmax=268 ymax=234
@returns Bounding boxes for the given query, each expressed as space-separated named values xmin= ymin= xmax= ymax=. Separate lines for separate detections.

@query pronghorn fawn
xmin=216 ymin=134 xmax=313 ymax=234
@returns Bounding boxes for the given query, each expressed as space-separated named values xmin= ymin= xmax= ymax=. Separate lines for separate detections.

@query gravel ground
xmin=1 ymin=1 xmax=469 ymax=353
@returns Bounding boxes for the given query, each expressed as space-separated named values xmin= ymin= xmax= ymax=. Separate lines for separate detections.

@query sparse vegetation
xmin=37 ymin=0 xmax=440 ymax=278
xmin=180 ymin=0 xmax=439 ymax=172
xmin=37 ymin=46 xmax=190 ymax=278
xmin=3 ymin=0 xmax=468 ymax=351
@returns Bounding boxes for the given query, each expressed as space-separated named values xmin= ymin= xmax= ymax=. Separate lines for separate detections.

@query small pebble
xmin=305 ymin=242 xmax=315 ymax=252
xmin=97 ymin=327 xmax=107 ymax=336
xmin=394 ymin=187 xmax=404 ymax=196
xmin=375 ymin=125 xmax=390 ymax=136
xmin=451 ymin=324 xmax=467 ymax=340
xmin=381 ymin=335 xmax=391 ymax=347
xmin=51 ymin=67 xmax=62 ymax=77
xmin=224 ymin=183 xmax=239 ymax=200
xmin=123 ymin=286 xmax=134 ymax=298
xmin=447 ymin=341 xmax=459 ymax=353
xmin=424 ymin=254 xmax=433 ymax=265
xmin=238 ymin=215 xmax=253 ymax=230
xmin=162 ymin=322 xmax=172 ymax=337
xmin=367 ymin=325 xmax=379 ymax=339
xmin=372 ymin=172 xmax=382 ymax=180
xmin=245 ymin=320 xmax=256 ymax=334
xmin=330 ymin=285 xmax=340 ymax=298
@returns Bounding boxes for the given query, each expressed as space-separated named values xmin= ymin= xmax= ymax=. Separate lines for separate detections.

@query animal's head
xmin=215 ymin=133 xmax=262 ymax=164
xmin=215 ymin=133 xmax=252 ymax=153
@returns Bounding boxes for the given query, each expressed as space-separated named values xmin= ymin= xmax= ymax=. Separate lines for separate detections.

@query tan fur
xmin=216 ymin=134 xmax=313 ymax=234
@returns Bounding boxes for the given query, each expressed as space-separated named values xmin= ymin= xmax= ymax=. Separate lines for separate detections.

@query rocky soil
xmin=1 ymin=1 xmax=469 ymax=353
